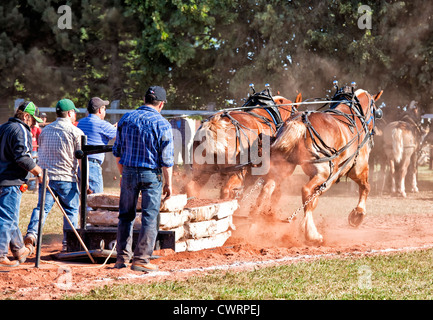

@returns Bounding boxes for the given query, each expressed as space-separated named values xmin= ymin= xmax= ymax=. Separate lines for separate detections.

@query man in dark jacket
xmin=0 ymin=101 xmax=44 ymax=268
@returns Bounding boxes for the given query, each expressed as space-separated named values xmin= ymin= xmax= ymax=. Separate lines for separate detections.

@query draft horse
xmin=382 ymin=101 xmax=427 ymax=197
xmin=186 ymin=87 xmax=302 ymax=200
xmin=256 ymin=85 xmax=383 ymax=244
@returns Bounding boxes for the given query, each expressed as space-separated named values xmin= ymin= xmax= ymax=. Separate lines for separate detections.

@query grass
xmin=18 ymin=190 xmax=64 ymax=240
xmin=66 ymin=249 xmax=433 ymax=300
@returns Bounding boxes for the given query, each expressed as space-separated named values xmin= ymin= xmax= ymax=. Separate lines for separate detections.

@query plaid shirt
xmin=38 ymin=118 xmax=84 ymax=182
xmin=112 ymin=105 xmax=174 ymax=169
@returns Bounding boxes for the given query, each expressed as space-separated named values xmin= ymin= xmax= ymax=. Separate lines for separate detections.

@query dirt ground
xmin=1 ymin=174 xmax=433 ymax=300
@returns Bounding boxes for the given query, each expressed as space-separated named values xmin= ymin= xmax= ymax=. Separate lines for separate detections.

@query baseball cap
xmin=145 ymin=86 xmax=167 ymax=102
xmin=88 ymin=97 xmax=109 ymax=113
xmin=18 ymin=101 xmax=43 ymax=123
xmin=56 ymin=99 xmax=79 ymax=113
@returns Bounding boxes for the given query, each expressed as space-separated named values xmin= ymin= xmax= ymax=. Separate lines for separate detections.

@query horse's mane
xmin=197 ymin=113 xmax=231 ymax=154
xmin=354 ymin=89 xmax=367 ymax=97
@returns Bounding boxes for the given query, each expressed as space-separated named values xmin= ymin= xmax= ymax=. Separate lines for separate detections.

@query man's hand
xmin=162 ymin=183 xmax=172 ymax=200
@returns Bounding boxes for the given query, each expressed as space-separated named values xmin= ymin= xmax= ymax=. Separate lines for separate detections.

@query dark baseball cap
xmin=88 ymin=97 xmax=109 ymax=113
xmin=56 ymin=99 xmax=79 ymax=113
xmin=145 ymin=86 xmax=167 ymax=102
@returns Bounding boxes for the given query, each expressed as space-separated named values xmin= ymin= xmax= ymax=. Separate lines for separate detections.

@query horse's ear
xmin=374 ymin=90 xmax=383 ymax=101
xmin=295 ymin=92 xmax=302 ymax=103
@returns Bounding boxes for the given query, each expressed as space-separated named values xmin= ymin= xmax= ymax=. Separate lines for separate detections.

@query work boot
xmin=24 ymin=233 xmax=36 ymax=247
xmin=130 ymin=261 xmax=159 ymax=272
xmin=0 ymin=257 xmax=20 ymax=268
xmin=14 ymin=245 xmax=34 ymax=264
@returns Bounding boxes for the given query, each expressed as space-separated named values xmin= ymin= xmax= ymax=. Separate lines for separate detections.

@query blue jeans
xmin=26 ymin=180 xmax=80 ymax=246
xmin=0 ymin=186 xmax=25 ymax=259
xmin=78 ymin=160 xmax=104 ymax=194
xmin=117 ymin=167 xmax=162 ymax=264
xmin=88 ymin=160 xmax=103 ymax=194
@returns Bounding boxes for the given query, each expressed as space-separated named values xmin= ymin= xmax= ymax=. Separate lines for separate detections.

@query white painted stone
xmin=86 ymin=197 xmax=238 ymax=253
xmin=186 ymin=200 xmax=238 ymax=221
xmin=87 ymin=193 xmax=188 ymax=212
xmin=176 ymin=231 xmax=232 ymax=252
xmin=160 ymin=194 xmax=188 ymax=212
xmin=185 ymin=216 xmax=233 ymax=239
xmin=159 ymin=211 xmax=190 ymax=229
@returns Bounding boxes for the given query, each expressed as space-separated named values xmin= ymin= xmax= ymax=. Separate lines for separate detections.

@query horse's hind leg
xmin=408 ymin=152 xmax=419 ymax=193
xmin=255 ymin=162 xmax=296 ymax=216
xmin=396 ymin=157 xmax=411 ymax=197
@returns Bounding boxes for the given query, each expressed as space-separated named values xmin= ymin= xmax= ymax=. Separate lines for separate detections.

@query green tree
xmin=1 ymin=0 xmax=433 ymax=115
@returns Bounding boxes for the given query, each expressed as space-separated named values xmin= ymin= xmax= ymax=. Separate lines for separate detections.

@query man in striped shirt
xmin=24 ymin=99 xmax=84 ymax=251
xmin=77 ymin=97 xmax=117 ymax=194
xmin=112 ymin=86 xmax=174 ymax=272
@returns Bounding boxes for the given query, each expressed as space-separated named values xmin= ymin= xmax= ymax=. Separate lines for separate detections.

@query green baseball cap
xmin=18 ymin=101 xmax=43 ymax=123
xmin=56 ymin=99 xmax=79 ymax=113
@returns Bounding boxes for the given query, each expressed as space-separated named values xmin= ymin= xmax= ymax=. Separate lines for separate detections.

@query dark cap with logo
xmin=145 ymin=86 xmax=167 ymax=102
xmin=88 ymin=97 xmax=109 ymax=114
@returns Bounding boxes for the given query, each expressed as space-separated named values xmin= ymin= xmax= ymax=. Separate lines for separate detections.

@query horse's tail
xmin=272 ymin=120 xmax=306 ymax=156
xmin=392 ymin=127 xmax=404 ymax=163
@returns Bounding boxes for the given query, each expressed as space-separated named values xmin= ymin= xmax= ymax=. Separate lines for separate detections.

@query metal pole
xmin=80 ymin=135 xmax=88 ymax=230
xmin=35 ymin=169 xmax=47 ymax=268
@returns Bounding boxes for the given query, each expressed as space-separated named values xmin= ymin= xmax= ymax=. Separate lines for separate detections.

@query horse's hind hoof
xmin=348 ymin=209 xmax=365 ymax=227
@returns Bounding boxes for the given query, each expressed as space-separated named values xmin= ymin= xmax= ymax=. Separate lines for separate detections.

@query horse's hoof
xmin=348 ymin=209 xmax=365 ymax=227
xmin=305 ymin=235 xmax=323 ymax=246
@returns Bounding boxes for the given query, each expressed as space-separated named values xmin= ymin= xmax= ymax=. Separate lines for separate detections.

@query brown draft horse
xmin=186 ymin=90 xmax=302 ymax=200
xmin=256 ymin=86 xmax=383 ymax=244
xmin=382 ymin=101 xmax=428 ymax=197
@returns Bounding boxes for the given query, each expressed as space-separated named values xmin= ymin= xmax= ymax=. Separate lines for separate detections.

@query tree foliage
xmin=1 ymin=0 xmax=432 ymax=113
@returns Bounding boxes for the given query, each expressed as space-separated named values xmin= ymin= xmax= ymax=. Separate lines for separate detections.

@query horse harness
xmin=201 ymin=90 xmax=286 ymax=174
xmin=291 ymin=89 xmax=377 ymax=190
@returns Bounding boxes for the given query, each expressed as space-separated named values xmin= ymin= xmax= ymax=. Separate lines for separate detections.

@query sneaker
xmin=0 ymin=257 xmax=20 ymax=268
xmin=130 ymin=262 xmax=159 ymax=272
xmin=24 ymin=234 xmax=36 ymax=247
xmin=15 ymin=245 xmax=33 ymax=264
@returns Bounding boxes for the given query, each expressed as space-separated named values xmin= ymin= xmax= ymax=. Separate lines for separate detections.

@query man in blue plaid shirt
xmin=112 ymin=86 xmax=174 ymax=272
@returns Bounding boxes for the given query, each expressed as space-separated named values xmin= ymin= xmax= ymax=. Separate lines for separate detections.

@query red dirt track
xmin=1 ymin=176 xmax=433 ymax=300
